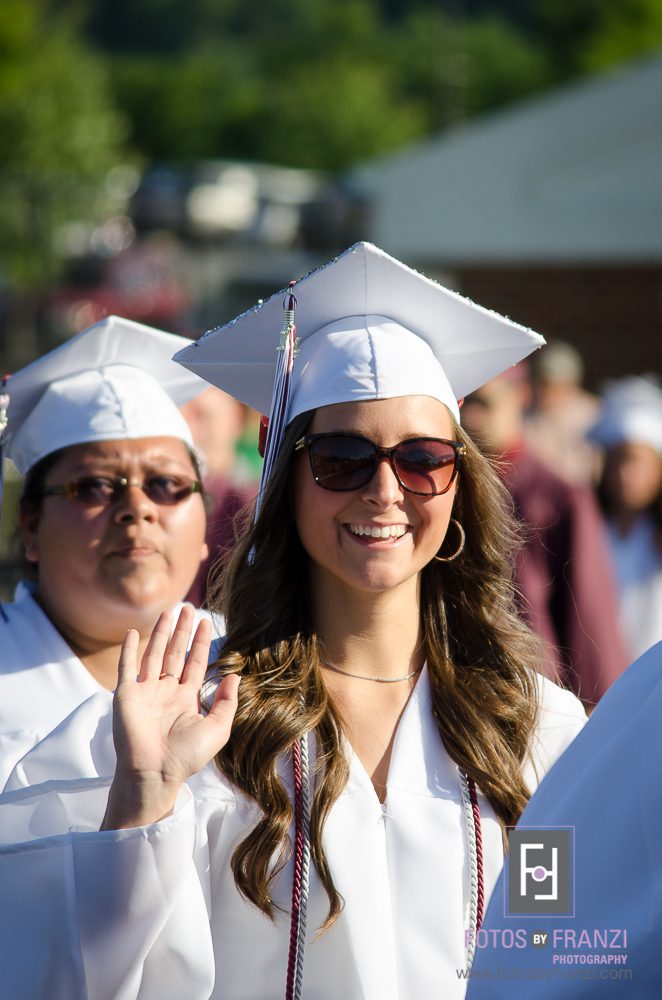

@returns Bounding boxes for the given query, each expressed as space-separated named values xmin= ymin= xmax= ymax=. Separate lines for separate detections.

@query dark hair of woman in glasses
xmin=206 ymin=409 xmax=542 ymax=927
xmin=15 ymin=448 xmax=62 ymax=580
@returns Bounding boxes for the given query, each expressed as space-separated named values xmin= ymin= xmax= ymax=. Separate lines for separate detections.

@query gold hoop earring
xmin=433 ymin=518 xmax=465 ymax=562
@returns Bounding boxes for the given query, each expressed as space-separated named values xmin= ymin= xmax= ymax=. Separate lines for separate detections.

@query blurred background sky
xmin=0 ymin=0 xmax=660 ymax=376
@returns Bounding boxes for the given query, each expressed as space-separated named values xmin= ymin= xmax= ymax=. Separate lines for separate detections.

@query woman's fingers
xmin=161 ymin=605 xmax=196 ymax=680
xmin=139 ymin=611 xmax=173 ymax=682
xmin=121 ymin=606 xmax=214 ymax=690
xmin=180 ymin=616 xmax=213 ymax=689
xmin=117 ymin=628 xmax=140 ymax=686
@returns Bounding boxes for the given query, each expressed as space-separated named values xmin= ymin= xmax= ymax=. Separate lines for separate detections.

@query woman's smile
xmin=346 ymin=522 xmax=409 ymax=539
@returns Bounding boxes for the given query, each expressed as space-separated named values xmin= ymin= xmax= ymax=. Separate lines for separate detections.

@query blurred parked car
xmin=130 ymin=164 xmax=191 ymax=235
xmin=131 ymin=160 xmax=327 ymax=246
xmin=40 ymin=241 xmax=191 ymax=340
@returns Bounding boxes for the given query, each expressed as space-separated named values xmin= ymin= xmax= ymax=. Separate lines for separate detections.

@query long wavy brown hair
xmin=207 ymin=408 xmax=542 ymax=929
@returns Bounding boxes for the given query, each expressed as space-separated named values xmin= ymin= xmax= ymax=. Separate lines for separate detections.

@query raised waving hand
xmin=102 ymin=606 xmax=239 ymax=830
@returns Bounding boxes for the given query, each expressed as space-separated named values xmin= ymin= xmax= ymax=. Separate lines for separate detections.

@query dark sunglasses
xmin=39 ymin=474 xmax=203 ymax=507
xmin=294 ymin=433 xmax=465 ymax=496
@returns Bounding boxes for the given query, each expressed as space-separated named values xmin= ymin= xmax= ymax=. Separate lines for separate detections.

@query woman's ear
xmin=18 ymin=505 xmax=40 ymax=564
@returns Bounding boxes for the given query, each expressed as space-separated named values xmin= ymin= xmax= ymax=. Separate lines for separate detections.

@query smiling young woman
xmin=0 ymin=246 xmax=587 ymax=1000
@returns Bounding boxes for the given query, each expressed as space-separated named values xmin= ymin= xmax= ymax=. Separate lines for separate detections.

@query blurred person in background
xmin=0 ymin=316 xmax=215 ymax=790
xmin=462 ymin=365 xmax=627 ymax=708
xmin=235 ymin=404 xmax=266 ymax=482
xmin=180 ymin=386 xmax=245 ymax=477
xmin=589 ymin=376 xmax=662 ymax=660
xmin=525 ymin=339 xmax=600 ymax=485
xmin=180 ymin=387 xmax=258 ymax=607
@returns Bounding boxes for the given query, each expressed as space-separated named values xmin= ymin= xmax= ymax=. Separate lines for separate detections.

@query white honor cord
xmin=293 ymin=733 xmax=311 ymax=1000
xmin=461 ymin=770 xmax=479 ymax=969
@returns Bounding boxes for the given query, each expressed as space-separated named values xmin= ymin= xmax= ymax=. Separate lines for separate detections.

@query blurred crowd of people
xmin=179 ymin=387 xmax=260 ymax=606
xmin=460 ymin=341 xmax=662 ymax=707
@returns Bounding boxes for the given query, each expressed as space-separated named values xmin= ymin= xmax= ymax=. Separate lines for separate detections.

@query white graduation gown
xmin=0 ymin=667 xmax=585 ymax=1000
xmin=465 ymin=640 xmax=662 ymax=999
xmin=0 ymin=583 xmax=219 ymax=791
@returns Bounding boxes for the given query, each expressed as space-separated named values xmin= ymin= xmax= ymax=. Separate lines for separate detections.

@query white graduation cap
xmin=588 ymin=376 xmax=662 ymax=455
xmin=3 ymin=315 xmax=207 ymax=478
xmin=174 ymin=242 xmax=545 ymax=505
xmin=175 ymin=242 xmax=545 ymax=421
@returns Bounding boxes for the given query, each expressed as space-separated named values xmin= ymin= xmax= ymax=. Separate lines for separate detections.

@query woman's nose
xmin=360 ymin=456 xmax=404 ymax=506
xmin=112 ymin=483 xmax=158 ymax=522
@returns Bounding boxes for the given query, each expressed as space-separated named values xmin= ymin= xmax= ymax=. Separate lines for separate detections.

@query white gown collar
xmin=341 ymin=665 xmax=461 ymax=801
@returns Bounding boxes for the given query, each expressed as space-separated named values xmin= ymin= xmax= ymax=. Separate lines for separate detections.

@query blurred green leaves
xmin=96 ymin=0 xmax=552 ymax=170
xmin=581 ymin=0 xmax=662 ymax=71
xmin=0 ymin=0 xmax=126 ymax=289
xmin=1 ymin=0 xmax=660 ymax=293
xmin=533 ymin=0 xmax=662 ymax=76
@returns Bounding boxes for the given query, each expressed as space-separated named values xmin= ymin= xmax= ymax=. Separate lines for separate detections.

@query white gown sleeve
xmin=0 ymin=779 xmax=225 ymax=1000
xmin=523 ymin=673 xmax=587 ymax=792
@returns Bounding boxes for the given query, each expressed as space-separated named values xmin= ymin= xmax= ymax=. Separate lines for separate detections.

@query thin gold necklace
xmin=320 ymin=658 xmax=422 ymax=683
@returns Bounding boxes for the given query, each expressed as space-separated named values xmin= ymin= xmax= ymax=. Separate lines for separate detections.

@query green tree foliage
xmin=581 ymin=0 xmax=662 ymax=71
xmin=392 ymin=9 xmax=551 ymax=127
xmin=460 ymin=15 xmax=552 ymax=115
xmin=533 ymin=0 xmax=662 ymax=77
xmin=4 ymin=0 xmax=658 ymax=226
xmin=111 ymin=46 xmax=262 ymax=160
xmin=0 ymin=0 xmax=126 ymax=289
xmin=86 ymin=0 xmax=549 ymax=170
xmin=245 ymin=0 xmax=427 ymax=168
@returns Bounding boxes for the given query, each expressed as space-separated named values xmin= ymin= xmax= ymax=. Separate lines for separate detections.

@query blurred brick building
xmin=350 ymin=55 xmax=662 ymax=385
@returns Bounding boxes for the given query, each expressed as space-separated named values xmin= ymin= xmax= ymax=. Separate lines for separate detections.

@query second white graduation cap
xmin=5 ymin=316 xmax=207 ymax=476
xmin=588 ymin=376 xmax=662 ymax=455
xmin=174 ymin=242 xmax=544 ymax=426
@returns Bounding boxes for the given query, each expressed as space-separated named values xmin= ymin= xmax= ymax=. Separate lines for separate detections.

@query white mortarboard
xmin=588 ymin=376 xmax=662 ymax=455
xmin=175 ymin=242 xmax=544 ymax=422
xmin=174 ymin=242 xmax=545 ymax=505
xmin=4 ymin=315 xmax=206 ymax=477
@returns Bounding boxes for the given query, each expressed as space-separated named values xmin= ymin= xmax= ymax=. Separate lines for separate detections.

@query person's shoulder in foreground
xmin=465 ymin=640 xmax=662 ymax=999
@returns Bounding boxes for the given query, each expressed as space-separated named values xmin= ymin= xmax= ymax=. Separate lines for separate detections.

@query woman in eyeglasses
xmin=0 ymin=316 xmax=212 ymax=790
xmin=0 ymin=246 xmax=586 ymax=999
